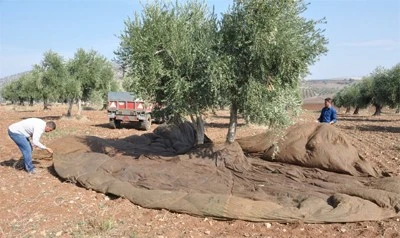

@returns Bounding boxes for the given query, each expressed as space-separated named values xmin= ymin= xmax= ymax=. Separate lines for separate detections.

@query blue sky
xmin=0 ymin=0 xmax=399 ymax=79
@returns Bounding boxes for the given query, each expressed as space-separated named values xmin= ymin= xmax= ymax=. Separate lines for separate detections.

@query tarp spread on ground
xmin=51 ymin=122 xmax=400 ymax=223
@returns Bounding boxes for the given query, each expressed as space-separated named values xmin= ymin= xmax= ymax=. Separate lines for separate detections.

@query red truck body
xmin=107 ymin=92 xmax=152 ymax=130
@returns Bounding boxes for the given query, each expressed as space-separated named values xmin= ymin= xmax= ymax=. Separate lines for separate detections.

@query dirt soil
xmin=0 ymin=103 xmax=399 ymax=238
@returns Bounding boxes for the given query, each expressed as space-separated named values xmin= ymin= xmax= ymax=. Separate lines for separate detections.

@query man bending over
xmin=8 ymin=118 xmax=56 ymax=174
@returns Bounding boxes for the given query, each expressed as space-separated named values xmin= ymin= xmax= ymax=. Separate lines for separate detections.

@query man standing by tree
xmin=317 ymin=98 xmax=337 ymax=124
xmin=8 ymin=118 xmax=56 ymax=174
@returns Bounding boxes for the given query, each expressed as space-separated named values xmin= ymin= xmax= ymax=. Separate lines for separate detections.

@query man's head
xmin=45 ymin=121 xmax=56 ymax=132
xmin=324 ymin=98 xmax=332 ymax=108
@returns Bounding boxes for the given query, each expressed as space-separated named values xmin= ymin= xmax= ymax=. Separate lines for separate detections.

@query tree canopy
xmin=116 ymin=0 xmax=224 ymax=143
xmin=220 ymin=0 xmax=328 ymax=142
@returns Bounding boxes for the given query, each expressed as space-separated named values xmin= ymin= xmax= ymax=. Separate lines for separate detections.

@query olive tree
xmin=116 ymin=0 xmax=222 ymax=144
xmin=386 ymin=64 xmax=400 ymax=113
xmin=34 ymin=51 xmax=66 ymax=110
xmin=20 ymin=72 xmax=41 ymax=106
xmin=333 ymin=86 xmax=356 ymax=113
xmin=370 ymin=67 xmax=392 ymax=116
xmin=220 ymin=0 xmax=328 ymax=142
xmin=66 ymin=48 xmax=115 ymax=116
xmin=0 ymin=73 xmax=39 ymax=105
xmin=0 ymin=80 xmax=24 ymax=104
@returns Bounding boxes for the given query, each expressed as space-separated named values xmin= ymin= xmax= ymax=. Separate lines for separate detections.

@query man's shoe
xmin=28 ymin=169 xmax=40 ymax=175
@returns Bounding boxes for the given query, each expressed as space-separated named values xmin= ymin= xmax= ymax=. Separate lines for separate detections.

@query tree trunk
xmin=373 ymin=104 xmax=382 ymax=116
xmin=396 ymin=105 xmax=400 ymax=114
xmin=353 ymin=106 xmax=359 ymax=115
xmin=29 ymin=97 xmax=34 ymax=106
xmin=190 ymin=113 xmax=205 ymax=145
xmin=101 ymin=102 xmax=108 ymax=110
xmin=77 ymin=99 xmax=82 ymax=116
xmin=18 ymin=98 xmax=24 ymax=106
xmin=66 ymin=99 xmax=74 ymax=117
xmin=226 ymin=102 xmax=238 ymax=143
xmin=345 ymin=107 xmax=351 ymax=114
xmin=43 ymin=98 xmax=50 ymax=110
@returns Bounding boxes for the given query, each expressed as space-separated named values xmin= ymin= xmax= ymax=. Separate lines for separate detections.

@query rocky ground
xmin=0 ymin=103 xmax=399 ymax=238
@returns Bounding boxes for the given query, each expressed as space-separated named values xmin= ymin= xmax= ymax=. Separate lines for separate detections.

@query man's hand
xmin=46 ymin=147 xmax=54 ymax=154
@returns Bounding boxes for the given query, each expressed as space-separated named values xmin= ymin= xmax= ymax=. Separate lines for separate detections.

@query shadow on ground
xmin=22 ymin=115 xmax=62 ymax=121
xmin=341 ymin=125 xmax=400 ymax=133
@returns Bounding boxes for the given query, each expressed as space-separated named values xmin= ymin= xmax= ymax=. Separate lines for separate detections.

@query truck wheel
xmin=110 ymin=119 xmax=121 ymax=129
xmin=140 ymin=114 xmax=152 ymax=131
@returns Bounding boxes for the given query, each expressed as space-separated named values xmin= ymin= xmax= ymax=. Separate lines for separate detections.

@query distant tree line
xmin=0 ymin=49 xmax=118 ymax=117
xmin=333 ymin=64 xmax=400 ymax=115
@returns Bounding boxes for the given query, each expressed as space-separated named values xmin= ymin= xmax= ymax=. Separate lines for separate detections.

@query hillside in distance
xmin=0 ymin=71 xmax=30 ymax=89
xmin=301 ymin=78 xmax=360 ymax=104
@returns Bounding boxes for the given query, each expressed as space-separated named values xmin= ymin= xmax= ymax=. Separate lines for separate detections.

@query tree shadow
xmin=207 ymin=122 xmax=245 ymax=129
xmin=15 ymin=110 xmax=36 ymax=113
xmin=22 ymin=116 xmax=62 ymax=120
xmin=93 ymin=122 xmax=146 ymax=130
xmin=341 ymin=125 xmax=400 ymax=133
xmin=94 ymin=123 xmax=117 ymax=129
xmin=338 ymin=116 xmax=399 ymax=123
xmin=210 ymin=115 xmax=231 ymax=119
xmin=77 ymin=128 xmax=213 ymax=159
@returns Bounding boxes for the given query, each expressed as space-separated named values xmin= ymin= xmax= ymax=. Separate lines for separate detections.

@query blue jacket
xmin=318 ymin=106 xmax=337 ymax=123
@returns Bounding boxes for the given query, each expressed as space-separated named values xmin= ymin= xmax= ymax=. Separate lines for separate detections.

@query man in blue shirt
xmin=317 ymin=98 xmax=337 ymax=124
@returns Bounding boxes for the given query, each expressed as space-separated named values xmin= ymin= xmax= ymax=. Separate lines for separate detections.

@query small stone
xmin=244 ymin=233 xmax=250 ymax=237
xmin=1 ymin=187 xmax=6 ymax=191
xmin=300 ymin=228 xmax=305 ymax=231
xmin=146 ymin=223 xmax=152 ymax=226
xmin=157 ymin=236 xmax=165 ymax=238
xmin=340 ymin=228 xmax=346 ymax=233
xmin=31 ymin=230 xmax=36 ymax=234
xmin=56 ymin=231 xmax=63 ymax=236
xmin=28 ymin=218 xmax=33 ymax=222
xmin=265 ymin=223 xmax=272 ymax=229
xmin=105 ymin=196 xmax=110 ymax=201
xmin=397 ymin=218 xmax=400 ymax=222
xmin=283 ymin=229 xmax=287 ymax=232
xmin=204 ymin=230 xmax=211 ymax=235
